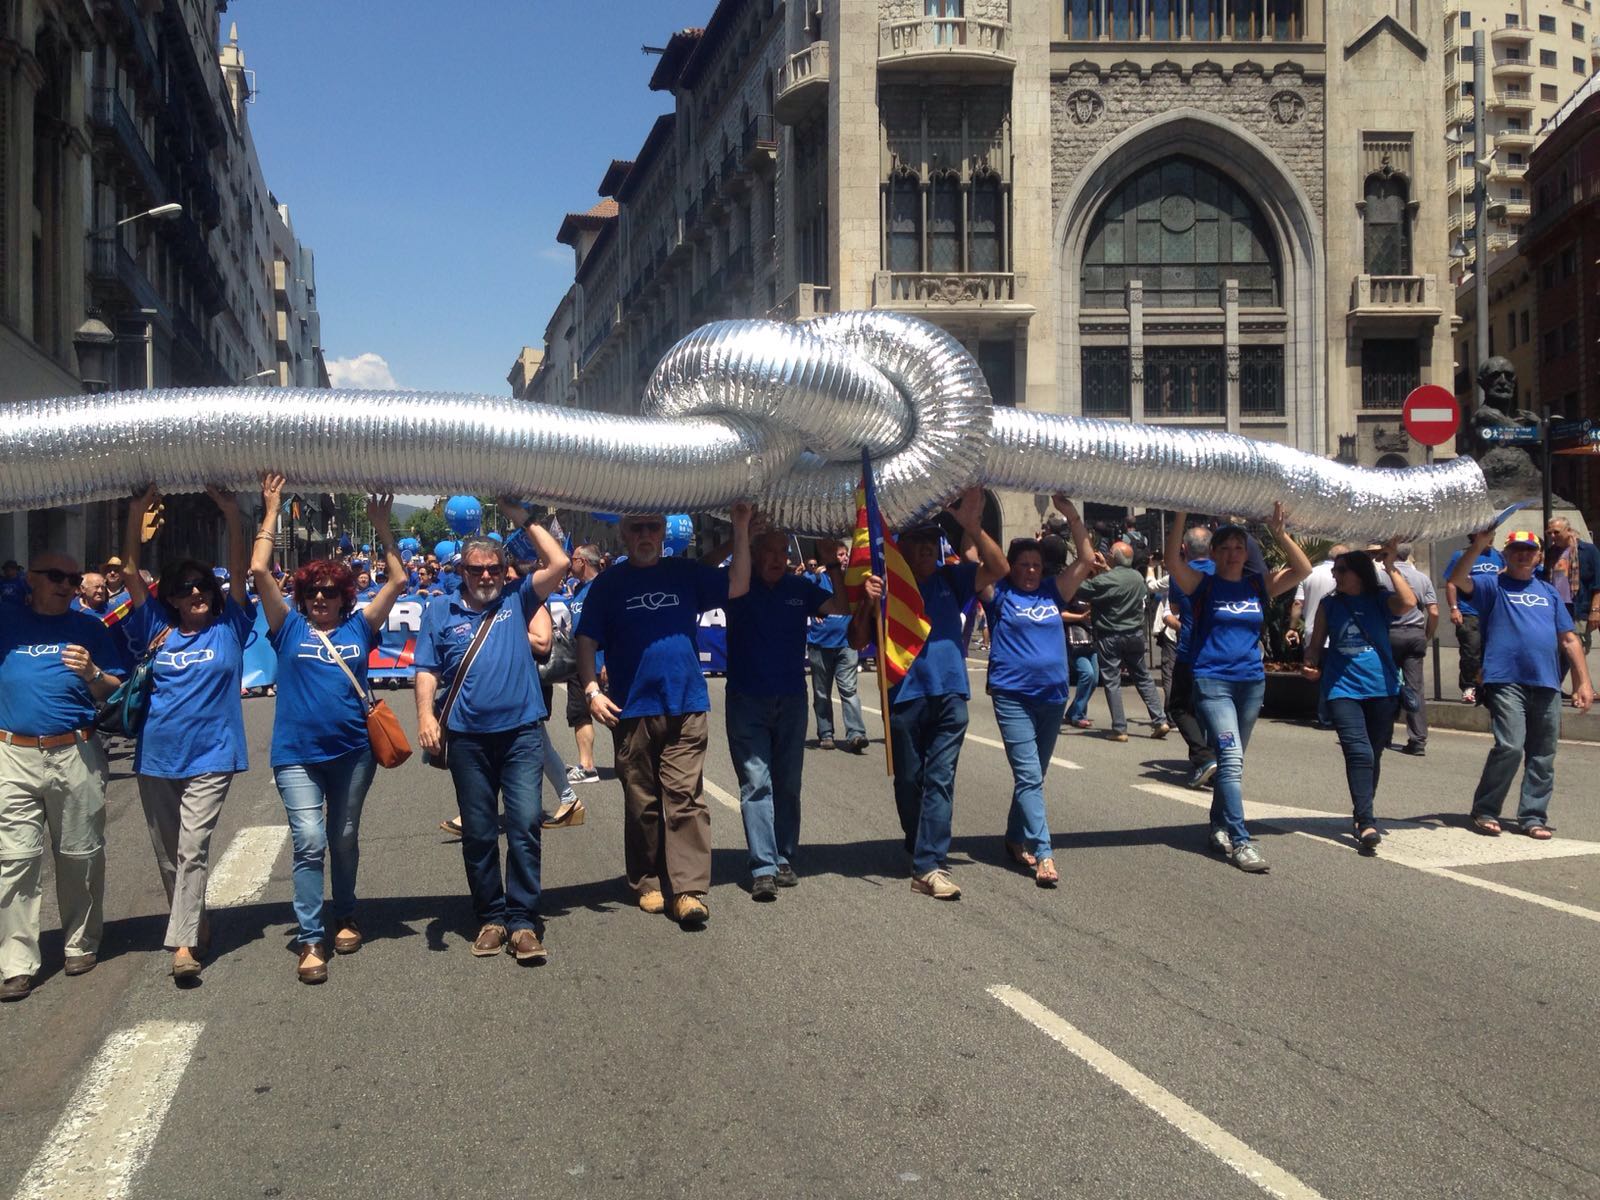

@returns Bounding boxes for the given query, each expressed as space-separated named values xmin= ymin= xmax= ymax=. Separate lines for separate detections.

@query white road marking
xmin=989 ymin=986 xmax=1330 ymax=1200
xmin=206 ymin=825 xmax=289 ymax=908
xmin=823 ymin=696 xmax=1083 ymax=770
xmin=1131 ymin=781 xmax=1600 ymax=924
xmin=701 ymin=775 xmax=741 ymax=813
xmin=11 ymin=1020 xmax=204 ymax=1200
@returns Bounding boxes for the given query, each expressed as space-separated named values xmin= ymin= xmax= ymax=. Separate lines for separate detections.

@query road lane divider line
xmin=988 ymin=986 xmax=1330 ymax=1200
xmin=206 ymin=825 xmax=289 ymax=908
xmin=701 ymin=776 xmax=741 ymax=813
xmin=824 ymin=696 xmax=1084 ymax=771
xmin=11 ymin=1019 xmax=204 ymax=1200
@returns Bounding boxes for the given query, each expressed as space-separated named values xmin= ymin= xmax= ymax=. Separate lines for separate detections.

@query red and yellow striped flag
xmin=849 ymin=452 xmax=929 ymax=685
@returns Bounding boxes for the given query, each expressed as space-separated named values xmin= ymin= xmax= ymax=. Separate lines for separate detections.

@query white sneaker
xmin=565 ymin=765 xmax=599 ymax=784
xmin=911 ymin=869 xmax=961 ymax=900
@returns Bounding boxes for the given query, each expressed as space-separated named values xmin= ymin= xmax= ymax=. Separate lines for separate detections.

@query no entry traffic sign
xmin=1401 ymin=385 xmax=1460 ymax=447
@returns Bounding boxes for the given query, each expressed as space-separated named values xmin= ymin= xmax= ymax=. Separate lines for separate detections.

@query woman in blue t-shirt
xmin=251 ymin=475 xmax=408 ymax=984
xmin=122 ymin=484 xmax=253 ymax=981
xmin=1301 ymin=543 xmax=1418 ymax=853
xmin=1165 ymin=504 xmax=1311 ymax=873
xmin=981 ymin=498 xmax=1097 ymax=887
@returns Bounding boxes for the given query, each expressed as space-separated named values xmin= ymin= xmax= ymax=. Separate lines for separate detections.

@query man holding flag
xmin=854 ymin=480 xmax=1008 ymax=900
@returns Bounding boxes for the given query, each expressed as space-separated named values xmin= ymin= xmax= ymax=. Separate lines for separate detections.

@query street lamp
xmin=94 ymin=202 xmax=183 ymax=233
xmin=241 ymin=368 xmax=275 ymax=384
xmin=72 ymin=319 xmax=116 ymax=394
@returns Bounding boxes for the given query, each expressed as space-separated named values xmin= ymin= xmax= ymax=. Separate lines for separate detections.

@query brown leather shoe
xmin=332 ymin=920 xmax=362 ymax=955
xmin=638 ymin=890 xmax=666 ymax=914
xmin=672 ymin=893 xmax=709 ymax=927
xmin=471 ymin=924 xmax=508 ymax=957
xmin=296 ymin=943 xmax=329 ymax=984
xmin=63 ymin=953 xmax=97 ymax=976
xmin=507 ymin=928 xmax=548 ymax=963
xmin=1 ymin=974 xmax=33 ymax=1002
xmin=171 ymin=948 xmax=202 ymax=980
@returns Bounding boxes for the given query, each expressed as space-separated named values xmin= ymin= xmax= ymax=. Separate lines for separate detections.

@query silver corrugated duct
xmin=0 ymin=312 xmax=1495 ymax=541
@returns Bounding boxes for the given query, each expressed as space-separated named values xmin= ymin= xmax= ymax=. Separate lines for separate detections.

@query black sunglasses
xmin=30 ymin=568 xmax=85 ymax=588
xmin=305 ymin=584 xmax=343 ymax=600
xmin=171 ymin=578 xmax=212 ymax=597
xmin=461 ymin=564 xmax=505 ymax=577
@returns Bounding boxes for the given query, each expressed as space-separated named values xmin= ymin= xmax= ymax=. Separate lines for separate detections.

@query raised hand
xmin=204 ymin=484 xmax=240 ymax=517
xmin=367 ymin=492 xmax=395 ymax=530
xmin=260 ymin=472 xmax=286 ymax=508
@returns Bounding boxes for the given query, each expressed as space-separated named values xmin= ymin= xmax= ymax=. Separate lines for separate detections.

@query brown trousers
xmin=613 ymin=712 xmax=711 ymax=897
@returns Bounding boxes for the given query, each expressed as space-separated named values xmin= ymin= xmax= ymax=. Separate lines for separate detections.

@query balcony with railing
xmin=1491 ymin=57 xmax=1533 ymax=80
xmin=1347 ymin=274 xmax=1443 ymax=326
xmin=872 ymin=271 xmax=1032 ymax=316
xmin=769 ymin=283 xmax=833 ymax=322
xmin=878 ymin=17 xmax=1014 ymax=72
xmin=1495 ymin=128 xmax=1537 ymax=150
xmin=742 ymin=114 xmax=777 ymax=169
xmin=1489 ymin=89 xmax=1537 ymax=114
xmin=91 ymin=88 xmax=167 ymax=206
xmin=1490 ymin=22 xmax=1533 ymax=45
xmin=1489 ymin=159 xmax=1529 ymax=181
xmin=721 ymin=145 xmax=751 ymax=193
xmin=111 ymin=0 xmax=162 ymax=86
xmin=774 ymin=41 xmax=829 ymax=125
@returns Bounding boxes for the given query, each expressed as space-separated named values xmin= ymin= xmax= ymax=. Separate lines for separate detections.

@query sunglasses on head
xmin=305 ymin=584 xmax=343 ymax=600
xmin=171 ymin=578 xmax=212 ymax=597
xmin=461 ymin=563 xmax=505 ymax=577
xmin=30 ymin=568 xmax=85 ymax=588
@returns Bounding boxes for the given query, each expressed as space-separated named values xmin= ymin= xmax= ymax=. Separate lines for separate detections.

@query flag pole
xmin=875 ymin=596 xmax=894 ymax=777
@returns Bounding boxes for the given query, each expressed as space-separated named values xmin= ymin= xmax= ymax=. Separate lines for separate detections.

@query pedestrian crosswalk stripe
xmin=206 ymin=825 xmax=290 ymax=908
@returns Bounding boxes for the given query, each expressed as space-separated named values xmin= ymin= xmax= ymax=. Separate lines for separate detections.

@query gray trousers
xmin=1096 ymin=630 xmax=1167 ymax=733
xmin=0 ymin=738 xmax=108 ymax=978
xmin=1472 ymin=683 xmax=1561 ymax=827
xmin=1389 ymin=626 xmax=1428 ymax=747
xmin=138 ymin=772 xmax=233 ymax=950
xmin=808 ymin=644 xmax=866 ymax=742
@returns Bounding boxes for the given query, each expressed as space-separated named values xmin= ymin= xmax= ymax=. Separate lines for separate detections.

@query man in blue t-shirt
xmin=0 ymin=561 xmax=30 ymax=607
xmin=725 ymin=511 xmax=848 ymax=900
xmin=414 ymin=502 xmax=568 ymax=962
xmin=856 ymin=488 xmax=1009 ymax=901
xmin=560 ymin=545 xmax=606 ymax=784
xmin=1451 ymin=528 xmax=1594 ymax=838
xmin=576 ymin=512 xmax=728 ymax=926
xmin=1445 ymin=537 xmax=1506 ymax=703
xmin=806 ymin=539 xmax=867 ymax=753
xmin=0 ymin=552 xmax=124 ymax=1000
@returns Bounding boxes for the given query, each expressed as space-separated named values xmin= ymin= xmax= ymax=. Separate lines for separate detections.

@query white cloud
xmin=326 ymin=352 xmax=399 ymax=390
xmin=536 ymin=246 xmax=570 ymax=265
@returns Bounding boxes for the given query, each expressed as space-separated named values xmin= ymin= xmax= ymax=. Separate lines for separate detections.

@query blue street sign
xmin=1478 ymin=425 xmax=1541 ymax=445
xmin=1550 ymin=418 xmax=1596 ymax=440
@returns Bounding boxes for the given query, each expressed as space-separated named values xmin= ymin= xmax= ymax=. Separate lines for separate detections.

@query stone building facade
xmin=525 ymin=0 xmax=1451 ymax=536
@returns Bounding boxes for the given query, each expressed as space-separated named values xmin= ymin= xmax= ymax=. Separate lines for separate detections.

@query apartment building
xmin=525 ymin=0 xmax=1450 ymax=537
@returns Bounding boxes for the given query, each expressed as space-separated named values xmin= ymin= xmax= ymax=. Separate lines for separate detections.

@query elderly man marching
xmin=0 ymin=553 xmax=123 ymax=1000
xmin=725 ymin=508 xmax=851 ymax=900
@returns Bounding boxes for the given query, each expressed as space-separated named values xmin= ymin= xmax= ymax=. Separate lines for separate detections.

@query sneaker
xmin=845 ymin=735 xmax=869 ymax=753
xmin=911 ymin=869 xmax=961 ymax=900
xmin=1208 ymin=828 xmax=1233 ymax=857
xmin=774 ymin=864 xmax=800 ymax=888
xmin=1230 ymin=843 xmax=1269 ymax=873
xmin=508 ymin=928 xmax=548 ymax=962
xmin=638 ymin=890 xmax=666 ymax=914
xmin=1462 ymin=686 xmax=1477 ymax=705
xmin=1187 ymin=760 xmax=1218 ymax=790
xmin=1109 ymin=731 xmax=1130 ymax=743
xmin=751 ymin=875 xmax=778 ymax=902
xmin=818 ymin=737 xmax=836 ymax=750
xmin=1400 ymin=741 xmax=1426 ymax=757
xmin=1150 ymin=722 xmax=1171 ymax=739
xmin=673 ymin=893 xmax=710 ymax=927
xmin=565 ymin=765 xmax=599 ymax=785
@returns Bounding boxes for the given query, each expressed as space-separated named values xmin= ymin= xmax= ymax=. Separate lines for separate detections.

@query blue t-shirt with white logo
xmin=1320 ymin=592 xmax=1398 ymax=701
xmin=891 ymin=562 xmax=980 ymax=705
xmin=1173 ymin=558 xmax=1216 ymax=663
xmin=1445 ymin=547 xmax=1505 ymax=617
xmin=805 ymin=571 xmax=850 ymax=649
xmin=268 ymin=609 xmax=378 ymax=767
xmin=983 ymin=577 xmax=1070 ymax=703
xmin=0 ymin=607 xmax=121 ymax=736
xmin=727 ymin=573 xmax=831 ymax=697
xmin=1476 ymin=572 xmax=1574 ymax=690
xmin=0 ymin=577 xmax=30 ymax=606
xmin=575 ymin=558 xmax=728 ymax=718
xmin=125 ymin=597 xmax=256 ymax=778
xmin=1190 ymin=573 xmax=1268 ymax=682
xmin=415 ymin=574 xmax=545 ymax=734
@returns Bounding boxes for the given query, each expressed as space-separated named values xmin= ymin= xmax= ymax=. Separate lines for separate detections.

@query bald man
xmin=0 ymin=552 xmax=123 ymax=1000
xmin=1078 ymin=541 xmax=1170 ymax=741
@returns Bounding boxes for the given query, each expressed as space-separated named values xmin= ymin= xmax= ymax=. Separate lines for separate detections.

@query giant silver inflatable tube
xmin=0 ymin=311 xmax=1495 ymax=541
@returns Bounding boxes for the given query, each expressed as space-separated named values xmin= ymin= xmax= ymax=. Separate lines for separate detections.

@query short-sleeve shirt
xmin=805 ymin=571 xmax=850 ymax=649
xmin=1319 ymin=592 xmax=1398 ymax=701
xmin=0 ymin=577 xmax=31 ymax=606
xmin=891 ymin=562 xmax=980 ymax=705
xmin=0 ymin=607 xmax=121 ymax=736
xmin=1190 ymin=573 xmax=1268 ymax=682
xmin=125 ymin=597 xmax=256 ymax=778
xmin=1077 ymin=566 xmax=1149 ymax=637
xmin=1475 ymin=572 xmax=1574 ymax=690
xmin=414 ymin=574 xmax=546 ymax=734
xmin=1378 ymin=561 xmax=1436 ymax=629
xmin=268 ymin=609 xmax=379 ymax=767
xmin=1173 ymin=558 xmax=1216 ymax=663
xmin=575 ymin=558 xmax=728 ymax=718
xmin=1445 ymin=548 xmax=1505 ymax=617
xmin=983 ymin=577 xmax=1070 ymax=702
xmin=726 ymin=573 xmax=832 ymax=696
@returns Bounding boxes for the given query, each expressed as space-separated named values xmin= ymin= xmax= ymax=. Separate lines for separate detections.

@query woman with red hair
xmin=250 ymin=473 xmax=407 ymax=983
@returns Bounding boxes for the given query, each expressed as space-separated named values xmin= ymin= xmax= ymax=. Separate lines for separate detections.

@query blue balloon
xmin=663 ymin=513 xmax=693 ymax=556
xmin=397 ymin=537 xmax=420 ymax=555
xmin=444 ymin=495 xmax=483 ymax=536
xmin=434 ymin=540 xmax=457 ymax=560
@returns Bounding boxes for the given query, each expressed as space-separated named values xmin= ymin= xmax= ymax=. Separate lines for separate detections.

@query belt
xmin=0 ymin=728 xmax=94 ymax=750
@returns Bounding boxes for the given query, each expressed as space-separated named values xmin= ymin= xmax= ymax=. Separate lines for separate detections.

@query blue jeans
xmin=273 ymin=748 xmax=377 ymax=946
xmin=1327 ymin=695 xmax=1398 ymax=826
xmin=1192 ymin=675 xmax=1265 ymax=846
xmin=1065 ymin=651 xmax=1098 ymax=723
xmin=889 ymin=693 xmax=968 ymax=874
xmin=808 ymin=645 xmax=866 ymax=742
xmin=726 ymin=692 xmax=808 ymax=878
xmin=446 ymin=724 xmax=544 ymax=931
xmin=1473 ymin=683 xmax=1562 ymax=827
xmin=992 ymin=692 xmax=1065 ymax=860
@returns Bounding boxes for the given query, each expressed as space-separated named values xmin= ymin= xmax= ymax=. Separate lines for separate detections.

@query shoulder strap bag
xmin=312 ymin=627 xmax=412 ymax=769
xmin=93 ymin=626 xmax=172 ymax=737
xmin=423 ymin=605 xmax=499 ymax=770
xmin=1330 ymin=595 xmax=1418 ymax=712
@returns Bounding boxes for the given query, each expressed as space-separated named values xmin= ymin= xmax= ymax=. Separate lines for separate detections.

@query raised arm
xmin=817 ymin=539 xmax=851 ymax=616
xmin=1052 ymin=495 xmax=1098 ymax=602
xmin=727 ymin=501 xmax=753 ymax=601
xmin=949 ymin=487 xmax=1007 ymax=591
xmin=1264 ymin=502 xmax=1313 ymax=599
xmin=1449 ymin=529 xmax=1495 ymax=598
xmin=364 ymin=493 xmax=408 ymax=631
xmin=204 ymin=484 xmax=249 ymax=607
xmin=250 ymin=473 xmax=290 ymax=633
xmin=121 ymin=485 xmax=161 ymax=609
xmin=1375 ymin=538 xmax=1418 ymax=617
xmin=498 ymin=497 xmax=569 ymax=601
xmin=1164 ymin=511 xmax=1203 ymax=596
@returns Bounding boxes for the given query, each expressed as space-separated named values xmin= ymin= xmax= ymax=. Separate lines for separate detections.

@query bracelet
xmin=584 ymin=683 xmax=600 ymax=698
xmin=254 ymin=531 xmax=275 ymax=542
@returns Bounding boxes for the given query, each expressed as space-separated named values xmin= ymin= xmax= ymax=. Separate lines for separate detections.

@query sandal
xmin=1526 ymin=824 xmax=1554 ymax=840
xmin=1471 ymin=815 xmax=1502 ymax=836
xmin=1071 ymin=719 xmax=1093 ymax=730
xmin=1004 ymin=841 xmax=1037 ymax=870
xmin=1356 ymin=825 xmax=1382 ymax=854
xmin=439 ymin=816 xmax=462 ymax=837
xmin=1035 ymin=858 xmax=1059 ymax=888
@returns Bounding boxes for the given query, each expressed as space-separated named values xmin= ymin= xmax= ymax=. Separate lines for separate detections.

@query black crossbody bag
xmin=423 ymin=607 xmax=499 ymax=770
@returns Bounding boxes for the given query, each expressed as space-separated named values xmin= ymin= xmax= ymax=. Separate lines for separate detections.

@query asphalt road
xmin=3 ymin=669 xmax=1599 ymax=1200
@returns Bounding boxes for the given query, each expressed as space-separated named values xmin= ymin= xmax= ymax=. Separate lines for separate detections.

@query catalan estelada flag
xmin=852 ymin=449 xmax=929 ymax=686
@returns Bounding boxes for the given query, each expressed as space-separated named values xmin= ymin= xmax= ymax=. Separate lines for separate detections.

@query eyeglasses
xmin=306 ymin=584 xmax=343 ymax=600
xmin=461 ymin=564 xmax=505 ymax=577
xmin=30 ymin=568 xmax=84 ymax=588
xmin=626 ymin=521 xmax=664 ymax=534
xmin=171 ymin=578 xmax=211 ymax=597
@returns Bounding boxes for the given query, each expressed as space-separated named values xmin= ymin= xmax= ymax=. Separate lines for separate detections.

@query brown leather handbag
xmin=314 ymin=628 xmax=412 ymax=769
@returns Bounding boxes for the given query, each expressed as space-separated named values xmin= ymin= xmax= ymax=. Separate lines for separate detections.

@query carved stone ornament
xmin=1067 ymin=89 xmax=1105 ymax=126
xmin=1130 ymin=347 xmax=1145 ymax=382
xmin=1373 ymin=428 xmax=1412 ymax=454
xmin=1226 ymin=346 xmax=1241 ymax=381
xmin=1268 ymin=90 xmax=1305 ymax=125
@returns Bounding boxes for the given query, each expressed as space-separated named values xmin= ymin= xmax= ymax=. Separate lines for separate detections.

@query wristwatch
xmin=88 ymin=667 xmax=104 ymax=685
xmin=585 ymin=682 xmax=601 ymax=699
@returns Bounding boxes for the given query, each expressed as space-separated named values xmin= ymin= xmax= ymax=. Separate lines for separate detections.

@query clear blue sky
xmin=236 ymin=1 xmax=711 ymax=396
